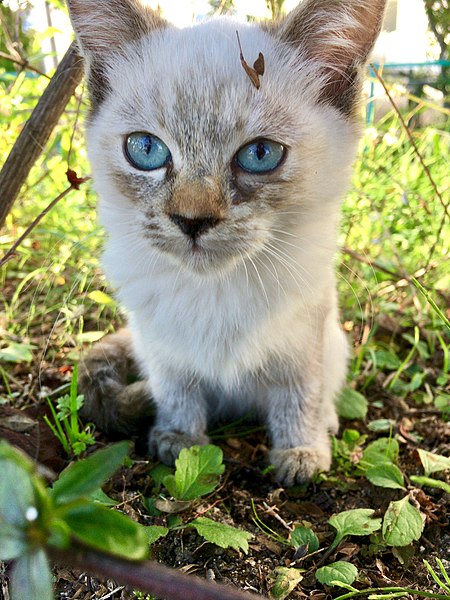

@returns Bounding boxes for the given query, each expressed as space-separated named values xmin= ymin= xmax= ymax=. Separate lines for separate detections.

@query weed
xmin=43 ymin=365 xmax=95 ymax=456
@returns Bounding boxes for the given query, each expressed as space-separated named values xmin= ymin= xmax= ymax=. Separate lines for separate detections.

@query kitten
xmin=68 ymin=0 xmax=386 ymax=486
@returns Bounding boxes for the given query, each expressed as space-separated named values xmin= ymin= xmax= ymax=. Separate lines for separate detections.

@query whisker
xmin=245 ymin=252 xmax=270 ymax=309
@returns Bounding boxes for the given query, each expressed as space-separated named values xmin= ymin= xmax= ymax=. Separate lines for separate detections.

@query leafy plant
xmin=328 ymin=508 xmax=382 ymax=550
xmin=162 ymin=444 xmax=225 ymax=500
xmin=144 ymin=445 xmax=253 ymax=554
xmin=268 ymin=566 xmax=303 ymax=600
xmin=289 ymin=526 xmax=319 ymax=553
xmin=43 ymin=365 xmax=95 ymax=456
xmin=316 ymin=561 xmax=359 ymax=588
xmin=382 ymin=495 xmax=424 ymax=547
xmin=336 ymin=388 xmax=368 ymax=420
xmin=0 ymin=440 xmax=147 ymax=600
xmin=189 ymin=517 xmax=252 ymax=553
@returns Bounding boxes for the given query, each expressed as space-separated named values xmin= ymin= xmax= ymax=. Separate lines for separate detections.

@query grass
xmin=1 ymin=69 xmax=449 ymax=599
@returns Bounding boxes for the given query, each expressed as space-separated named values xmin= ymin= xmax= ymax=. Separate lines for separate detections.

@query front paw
xmin=149 ymin=428 xmax=210 ymax=465
xmin=269 ymin=446 xmax=331 ymax=487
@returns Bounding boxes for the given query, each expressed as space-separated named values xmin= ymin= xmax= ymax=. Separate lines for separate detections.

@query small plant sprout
xmin=43 ymin=364 xmax=95 ymax=456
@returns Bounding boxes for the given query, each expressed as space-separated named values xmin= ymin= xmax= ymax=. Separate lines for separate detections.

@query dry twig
xmin=0 ymin=172 xmax=90 ymax=268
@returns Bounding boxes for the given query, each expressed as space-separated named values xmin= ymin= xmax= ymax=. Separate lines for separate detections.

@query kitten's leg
xmin=148 ymin=371 xmax=210 ymax=465
xmin=78 ymin=329 xmax=154 ymax=435
xmin=267 ymin=382 xmax=332 ymax=487
xmin=266 ymin=318 xmax=347 ymax=487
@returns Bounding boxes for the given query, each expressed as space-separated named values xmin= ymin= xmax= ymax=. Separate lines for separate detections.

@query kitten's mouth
xmin=189 ymin=239 xmax=205 ymax=254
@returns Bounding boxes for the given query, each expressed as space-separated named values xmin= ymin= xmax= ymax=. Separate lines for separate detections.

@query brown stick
xmin=0 ymin=175 xmax=90 ymax=269
xmin=0 ymin=50 xmax=51 ymax=79
xmin=0 ymin=43 xmax=84 ymax=228
xmin=49 ymin=546 xmax=264 ymax=600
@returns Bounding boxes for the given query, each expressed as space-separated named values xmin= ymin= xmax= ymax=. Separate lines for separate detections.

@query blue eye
xmin=235 ymin=139 xmax=285 ymax=173
xmin=125 ymin=132 xmax=171 ymax=171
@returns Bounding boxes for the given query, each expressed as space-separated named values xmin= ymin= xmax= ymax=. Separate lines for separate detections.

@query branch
xmin=0 ymin=42 xmax=84 ymax=228
xmin=49 ymin=546 xmax=264 ymax=600
xmin=370 ymin=65 xmax=449 ymax=221
xmin=0 ymin=172 xmax=90 ymax=268
xmin=0 ymin=50 xmax=51 ymax=79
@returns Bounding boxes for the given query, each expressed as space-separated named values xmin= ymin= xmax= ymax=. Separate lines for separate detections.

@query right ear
xmin=67 ymin=0 xmax=168 ymax=108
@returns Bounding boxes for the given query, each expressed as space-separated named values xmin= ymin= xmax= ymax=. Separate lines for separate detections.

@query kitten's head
xmin=68 ymin=0 xmax=385 ymax=278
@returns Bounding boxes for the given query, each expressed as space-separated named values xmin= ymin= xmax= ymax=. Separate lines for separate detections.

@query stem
xmin=48 ymin=546 xmax=263 ymax=600
xmin=387 ymin=326 xmax=419 ymax=390
xmin=334 ymin=586 xmax=450 ymax=600
xmin=411 ymin=278 xmax=450 ymax=332
xmin=0 ymin=178 xmax=89 ymax=268
xmin=370 ymin=65 xmax=449 ymax=221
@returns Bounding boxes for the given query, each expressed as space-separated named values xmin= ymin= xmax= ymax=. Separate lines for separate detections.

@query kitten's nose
xmin=169 ymin=214 xmax=219 ymax=239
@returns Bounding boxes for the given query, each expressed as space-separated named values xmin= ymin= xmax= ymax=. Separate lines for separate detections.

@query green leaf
xmin=360 ymin=438 xmax=399 ymax=471
xmin=87 ymin=290 xmax=115 ymax=305
xmin=336 ymin=388 xmax=368 ymax=420
xmin=144 ymin=525 xmax=169 ymax=545
xmin=46 ymin=518 xmax=71 ymax=549
xmin=382 ymin=496 xmax=424 ymax=547
xmin=189 ymin=517 xmax=252 ymax=553
xmin=374 ymin=350 xmax=402 ymax=370
xmin=410 ymin=475 xmax=450 ymax=494
xmin=163 ymin=445 xmax=225 ymax=501
xmin=316 ymin=561 xmax=358 ymax=587
xmin=87 ymin=488 xmax=117 ymax=506
xmin=367 ymin=419 xmax=396 ymax=432
xmin=417 ymin=449 xmax=450 ymax=477
xmin=434 ymin=394 xmax=450 ymax=417
xmin=77 ymin=331 xmax=106 ymax=344
xmin=290 ymin=526 xmax=319 ymax=553
xmin=149 ymin=463 xmax=174 ymax=490
xmin=0 ymin=449 xmax=37 ymax=528
xmin=0 ymin=524 xmax=27 ymax=560
xmin=62 ymin=501 xmax=148 ymax=560
xmin=329 ymin=509 xmax=382 ymax=549
xmin=11 ymin=549 xmax=53 ymax=600
xmin=269 ymin=566 xmax=303 ymax=599
xmin=365 ymin=464 xmax=405 ymax=489
xmin=51 ymin=441 xmax=130 ymax=505
xmin=0 ymin=342 xmax=34 ymax=363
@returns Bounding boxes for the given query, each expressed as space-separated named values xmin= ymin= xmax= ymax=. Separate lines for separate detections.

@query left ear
xmin=273 ymin=0 xmax=386 ymax=116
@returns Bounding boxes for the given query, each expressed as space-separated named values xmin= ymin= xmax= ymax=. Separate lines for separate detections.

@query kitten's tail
xmin=78 ymin=329 xmax=154 ymax=435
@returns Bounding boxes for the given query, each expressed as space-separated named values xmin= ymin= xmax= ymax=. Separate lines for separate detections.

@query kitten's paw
xmin=149 ymin=428 xmax=210 ymax=466
xmin=327 ymin=410 xmax=340 ymax=435
xmin=269 ymin=446 xmax=331 ymax=487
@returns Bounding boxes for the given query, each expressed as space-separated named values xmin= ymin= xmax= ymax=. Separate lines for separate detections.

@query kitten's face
xmin=87 ymin=21 xmax=354 ymax=275
xmin=69 ymin=0 xmax=386 ymax=277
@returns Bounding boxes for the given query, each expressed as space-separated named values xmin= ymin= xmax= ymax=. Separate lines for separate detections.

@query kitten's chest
xmin=125 ymin=268 xmax=280 ymax=382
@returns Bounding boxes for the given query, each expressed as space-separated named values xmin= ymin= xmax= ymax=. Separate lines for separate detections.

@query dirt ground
xmin=1 ymin=354 xmax=449 ymax=599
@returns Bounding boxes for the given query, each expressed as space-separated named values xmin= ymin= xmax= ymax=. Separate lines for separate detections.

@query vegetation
xmin=1 ymin=1 xmax=449 ymax=599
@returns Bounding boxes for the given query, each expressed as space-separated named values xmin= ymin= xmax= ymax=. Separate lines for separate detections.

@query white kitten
xmin=69 ymin=0 xmax=386 ymax=486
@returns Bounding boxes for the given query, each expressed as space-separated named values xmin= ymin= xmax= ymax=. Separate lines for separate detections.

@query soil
xmin=1 ymin=357 xmax=449 ymax=600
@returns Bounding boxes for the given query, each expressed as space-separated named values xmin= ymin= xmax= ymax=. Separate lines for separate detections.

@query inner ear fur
xmin=274 ymin=0 xmax=386 ymax=116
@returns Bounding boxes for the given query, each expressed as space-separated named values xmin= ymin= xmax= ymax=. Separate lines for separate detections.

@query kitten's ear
xmin=275 ymin=0 xmax=386 ymax=116
xmin=67 ymin=0 xmax=168 ymax=109
xmin=67 ymin=0 xmax=167 ymax=57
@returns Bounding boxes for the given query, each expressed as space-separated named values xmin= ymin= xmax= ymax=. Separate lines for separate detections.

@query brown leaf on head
xmin=235 ymin=30 xmax=264 ymax=90
xmin=253 ymin=52 xmax=265 ymax=76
